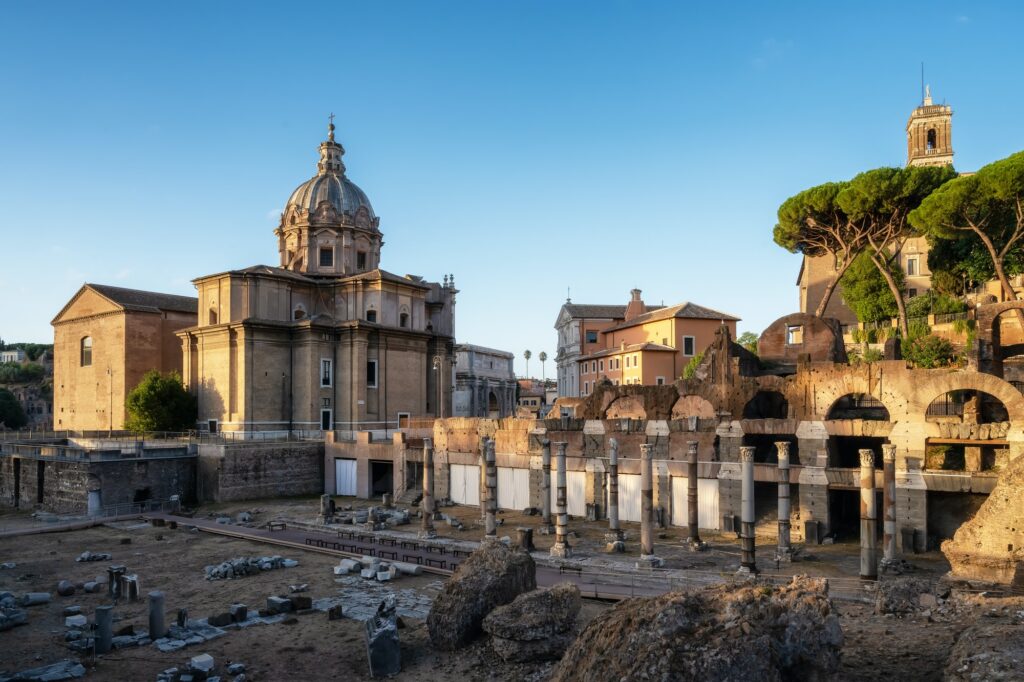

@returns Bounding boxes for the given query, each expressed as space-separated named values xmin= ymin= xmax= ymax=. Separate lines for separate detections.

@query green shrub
xmin=682 ymin=351 xmax=705 ymax=380
xmin=124 ymin=371 xmax=197 ymax=432
xmin=903 ymin=334 xmax=957 ymax=369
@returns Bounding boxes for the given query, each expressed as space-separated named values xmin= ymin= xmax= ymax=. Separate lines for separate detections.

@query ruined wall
xmin=199 ymin=442 xmax=324 ymax=502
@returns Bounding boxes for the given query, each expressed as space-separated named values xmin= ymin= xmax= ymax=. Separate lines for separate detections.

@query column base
xmin=417 ymin=529 xmax=437 ymax=540
xmin=550 ymin=543 xmax=573 ymax=559
xmin=775 ymin=548 xmax=793 ymax=563
xmin=482 ymin=535 xmax=503 ymax=545
xmin=686 ymin=538 xmax=708 ymax=552
xmin=636 ymin=554 xmax=664 ymax=569
xmin=736 ymin=564 xmax=759 ymax=576
xmin=536 ymin=524 xmax=555 ymax=535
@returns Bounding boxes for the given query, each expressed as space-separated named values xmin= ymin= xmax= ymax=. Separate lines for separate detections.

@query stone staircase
xmin=397 ymin=489 xmax=422 ymax=507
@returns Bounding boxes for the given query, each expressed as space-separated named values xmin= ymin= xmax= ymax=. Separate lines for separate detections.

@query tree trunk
xmin=971 ymin=226 xmax=1024 ymax=330
xmin=868 ymin=251 xmax=909 ymax=338
xmin=814 ymin=257 xmax=854 ymax=318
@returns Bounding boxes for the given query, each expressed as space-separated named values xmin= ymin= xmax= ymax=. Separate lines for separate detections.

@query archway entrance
xmin=487 ymin=391 xmax=499 ymax=419
xmin=925 ymin=390 xmax=1010 ymax=472
xmin=742 ymin=391 xmax=788 ymax=419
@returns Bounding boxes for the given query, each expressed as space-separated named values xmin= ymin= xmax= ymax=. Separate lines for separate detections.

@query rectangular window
xmin=599 ymin=360 xmax=604 ymax=372
xmin=366 ymin=359 xmax=378 ymax=388
xmin=632 ymin=353 xmax=638 ymax=366
xmin=585 ymin=330 xmax=598 ymax=343
xmin=683 ymin=336 xmax=695 ymax=356
xmin=787 ymin=325 xmax=803 ymax=345
xmin=908 ymin=288 xmax=918 ymax=298
xmin=321 ymin=359 xmax=332 ymax=387
xmin=366 ymin=310 xmax=377 ymax=323
xmin=656 ymin=376 xmax=665 ymax=385
xmin=320 ymin=409 xmax=332 ymax=431
xmin=584 ymin=381 xmax=589 ymax=394
xmin=319 ymin=247 xmax=334 ymax=267
xmin=662 ymin=337 xmax=668 ymax=346
xmin=906 ymin=257 xmax=919 ymax=276
xmin=357 ymin=251 xmax=367 ymax=269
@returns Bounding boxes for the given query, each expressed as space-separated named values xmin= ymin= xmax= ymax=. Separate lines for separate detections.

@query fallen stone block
xmin=328 ymin=605 xmax=344 ymax=621
xmin=0 ymin=659 xmax=86 ymax=681
xmin=227 ymin=662 xmax=246 ymax=675
xmin=0 ymin=607 xmax=28 ymax=632
xmin=20 ymin=592 xmax=51 ymax=607
xmin=62 ymin=605 xmax=82 ymax=617
xmin=83 ymin=582 xmax=101 ymax=594
xmin=191 ymin=653 xmax=215 ymax=672
xmin=291 ymin=596 xmax=312 ymax=611
xmin=229 ymin=604 xmax=247 ymax=623
xmin=207 ymin=612 xmax=233 ymax=627
xmin=64 ymin=614 xmax=88 ymax=628
xmin=365 ymin=595 xmax=400 ymax=678
xmin=288 ymin=584 xmax=308 ymax=593
xmin=56 ymin=580 xmax=75 ymax=597
xmin=76 ymin=551 xmax=112 ymax=562
xmin=266 ymin=597 xmax=293 ymax=614
xmin=391 ymin=562 xmax=422 ymax=577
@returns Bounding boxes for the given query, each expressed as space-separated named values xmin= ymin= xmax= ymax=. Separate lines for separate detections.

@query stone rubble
xmin=203 ymin=556 xmax=298 ymax=580
xmin=75 ymin=551 xmax=112 ymax=562
xmin=550 ymin=576 xmax=843 ymax=682
xmin=364 ymin=595 xmax=401 ymax=678
xmin=945 ymin=613 xmax=1024 ymax=680
xmin=873 ymin=577 xmax=936 ymax=616
xmin=0 ymin=591 xmax=27 ymax=632
xmin=318 ymin=577 xmax=443 ymax=621
xmin=0 ymin=659 xmax=86 ymax=682
xmin=427 ymin=541 xmax=537 ymax=650
xmin=482 ymin=583 xmax=581 ymax=662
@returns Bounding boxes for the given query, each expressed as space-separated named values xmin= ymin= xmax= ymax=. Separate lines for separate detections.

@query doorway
xmin=370 ymin=461 xmax=394 ymax=497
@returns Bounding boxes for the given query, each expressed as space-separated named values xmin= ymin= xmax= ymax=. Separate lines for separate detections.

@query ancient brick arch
xmin=976 ymin=301 xmax=1024 ymax=337
xmin=909 ymin=371 xmax=1024 ymax=423
xmin=671 ymin=395 xmax=716 ymax=420
xmin=604 ymin=396 xmax=648 ymax=420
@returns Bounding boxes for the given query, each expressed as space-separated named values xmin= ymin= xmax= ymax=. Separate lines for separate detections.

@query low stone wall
xmin=198 ymin=442 xmax=324 ymax=503
xmin=0 ymin=454 xmax=195 ymax=513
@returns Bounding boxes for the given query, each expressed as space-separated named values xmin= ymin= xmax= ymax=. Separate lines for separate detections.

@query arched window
xmin=293 ymin=305 xmax=306 ymax=321
xmin=399 ymin=312 xmax=409 ymax=328
xmin=209 ymin=309 xmax=218 ymax=325
xmin=80 ymin=337 xmax=93 ymax=367
xmin=927 ymin=128 xmax=937 ymax=150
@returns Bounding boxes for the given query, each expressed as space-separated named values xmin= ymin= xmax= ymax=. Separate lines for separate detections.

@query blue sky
xmin=2 ymin=1 xmax=1022 ymax=376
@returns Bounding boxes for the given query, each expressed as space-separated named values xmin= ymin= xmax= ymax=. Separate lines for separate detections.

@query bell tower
xmin=906 ymin=85 xmax=953 ymax=167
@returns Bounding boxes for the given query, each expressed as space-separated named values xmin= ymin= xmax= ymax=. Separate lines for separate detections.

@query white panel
xmin=670 ymin=476 xmax=720 ymax=531
xmin=550 ymin=470 xmax=586 ymax=517
xmin=514 ymin=468 xmax=530 ymax=511
xmin=465 ymin=465 xmax=480 ymax=506
xmin=698 ymin=479 xmax=719 ymax=530
xmin=497 ymin=467 xmax=516 ymax=510
xmin=450 ymin=465 xmax=466 ymax=505
xmin=335 ymin=459 xmax=357 ymax=496
xmin=671 ymin=476 xmax=686 ymax=527
xmin=618 ymin=474 xmax=642 ymax=522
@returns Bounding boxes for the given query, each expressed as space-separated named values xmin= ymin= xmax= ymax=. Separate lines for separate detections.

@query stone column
xmin=605 ymin=438 xmax=624 ymax=552
xmin=638 ymin=444 xmax=663 ymax=568
xmin=484 ymin=438 xmax=498 ymax=541
xmin=419 ymin=438 xmax=436 ymax=539
xmin=539 ymin=439 xmax=554 ymax=534
xmin=479 ymin=439 xmax=487 ymax=521
xmin=776 ymin=441 xmax=792 ymax=561
xmin=882 ymin=444 xmax=897 ymax=566
xmin=686 ymin=440 xmax=703 ymax=548
xmin=550 ymin=442 xmax=572 ymax=558
xmin=148 ymin=591 xmax=165 ymax=640
xmin=738 ymin=446 xmax=757 ymax=574
xmin=95 ymin=605 xmax=113 ymax=654
xmin=860 ymin=449 xmax=878 ymax=580
xmin=319 ymin=494 xmax=334 ymax=522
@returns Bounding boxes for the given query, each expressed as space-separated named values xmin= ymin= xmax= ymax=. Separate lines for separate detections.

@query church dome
xmin=286 ymin=172 xmax=375 ymax=219
xmin=285 ymin=121 xmax=376 ymax=220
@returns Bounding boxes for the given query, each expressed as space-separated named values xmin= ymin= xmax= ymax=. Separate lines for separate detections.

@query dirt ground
xmin=1 ymin=499 xmax=1019 ymax=681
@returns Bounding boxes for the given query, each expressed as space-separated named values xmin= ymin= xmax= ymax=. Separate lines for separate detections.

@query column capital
xmin=554 ymin=441 xmax=568 ymax=454
xmin=882 ymin=444 xmax=896 ymax=461
xmin=608 ymin=438 xmax=618 ymax=464
xmin=739 ymin=446 xmax=755 ymax=463
xmin=640 ymin=443 xmax=653 ymax=458
xmin=859 ymin=449 xmax=875 ymax=468
xmin=686 ymin=441 xmax=698 ymax=455
xmin=774 ymin=441 xmax=790 ymax=456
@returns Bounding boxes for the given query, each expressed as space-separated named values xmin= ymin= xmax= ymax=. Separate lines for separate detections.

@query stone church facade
xmin=176 ymin=122 xmax=456 ymax=436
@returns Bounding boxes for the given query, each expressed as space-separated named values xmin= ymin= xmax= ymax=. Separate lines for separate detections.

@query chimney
xmin=624 ymin=289 xmax=646 ymax=322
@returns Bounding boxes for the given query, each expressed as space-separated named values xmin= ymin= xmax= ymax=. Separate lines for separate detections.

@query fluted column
xmin=419 ymin=438 xmax=436 ymax=539
xmin=550 ymin=442 xmax=572 ymax=558
xmin=860 ymin=449 xmax=878 ymax=580
xmin=739 ymin=446 xmax=757 ymax=574
xmin=776 ymin=441 xmax=792 ymax=560
xmin=605 ymin=438 xmax=624 ymax=552
xmin=882 ymin=444 xmax=898 ymax=565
